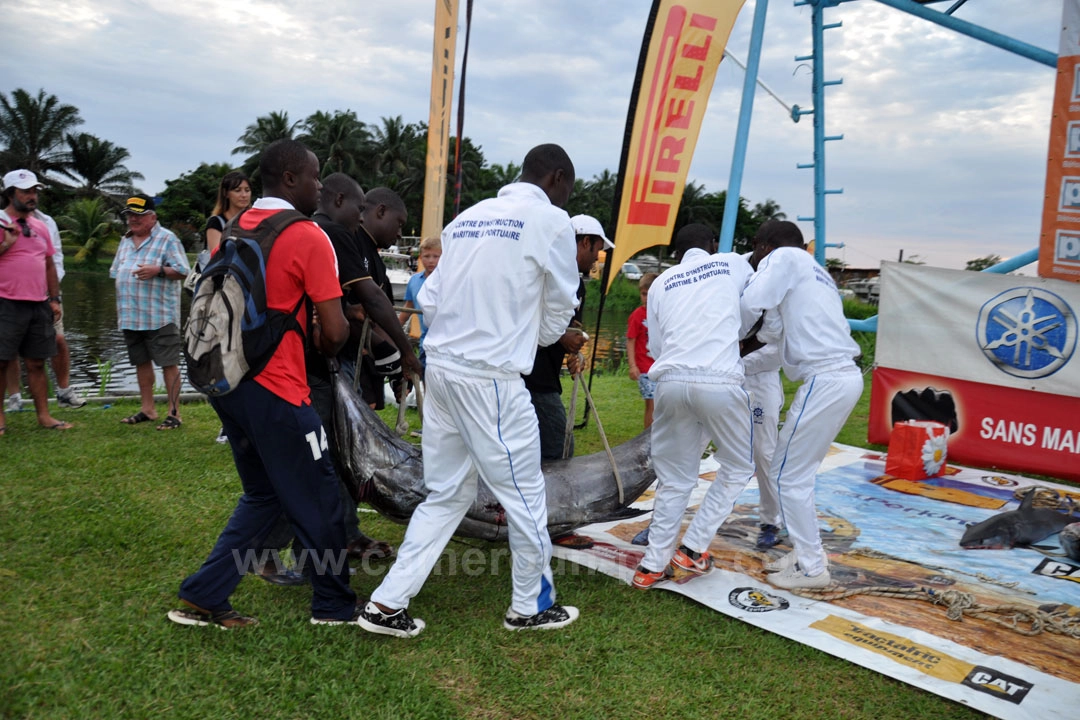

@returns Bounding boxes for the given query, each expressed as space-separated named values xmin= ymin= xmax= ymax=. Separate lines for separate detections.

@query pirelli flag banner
xmin=1039 ymin=0 xmax=1080 ymax=282
xmin=606 ymin=0 xmax=745 ymax=291
xmin=421 ymin=0 xmax=459 ymax=241
xmin=869 ymin=262 xmax=1080 ymax=481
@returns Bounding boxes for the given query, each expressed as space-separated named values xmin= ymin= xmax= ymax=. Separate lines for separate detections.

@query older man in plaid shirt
xmin=109 ymin=194 xmax=189 ymax=430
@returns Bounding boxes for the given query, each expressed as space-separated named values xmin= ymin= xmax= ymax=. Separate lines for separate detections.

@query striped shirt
xmin=109 ymin=223 xmax=190 ymax=330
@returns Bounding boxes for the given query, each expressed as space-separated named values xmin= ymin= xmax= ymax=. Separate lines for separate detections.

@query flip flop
xmin=121 ymin=411 xmax=153 ymax=425
xmin=156 ymin=415 xmax=182 ymax=431
xmin=45 ymin=421 xmax=73 ymax=431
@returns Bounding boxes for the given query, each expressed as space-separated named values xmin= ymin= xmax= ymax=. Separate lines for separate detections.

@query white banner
xmin=876 ymin=262 xmax=1080 ymax=396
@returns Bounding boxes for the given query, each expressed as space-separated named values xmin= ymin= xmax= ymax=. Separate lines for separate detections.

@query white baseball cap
xmin=570 ymin=214 xmax=614 ymax=249
xmin=2 ymin=169 xmax=44 ymax=191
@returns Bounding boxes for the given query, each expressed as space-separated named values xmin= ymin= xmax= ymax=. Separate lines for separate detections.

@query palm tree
xmin=298 ymin=110 xmax=370 ymax=178
xmin=370 ymin=116 xmax=426 ymax=195
xmin=58 ymin=133 xmax=144 ymax=198
xmin=751 ymin=198 xmax=786 ymax=223
xmin=232 ymin=110 xmax=299 ymax=182
xmin=58 ymin=197 xmax=117 ymax=265
xmin=0 ymin=88 xmax=83 ymax=179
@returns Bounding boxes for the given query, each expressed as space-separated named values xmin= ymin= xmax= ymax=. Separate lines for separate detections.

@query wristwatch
xmin=49 ymin=296 xmax=62 ymax=304
xmin=158 ymin=266 xmax=166 ymax=278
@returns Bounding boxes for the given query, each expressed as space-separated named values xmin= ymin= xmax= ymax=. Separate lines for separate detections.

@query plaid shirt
xmin=109 ymin=223 xmax=190 ymax=331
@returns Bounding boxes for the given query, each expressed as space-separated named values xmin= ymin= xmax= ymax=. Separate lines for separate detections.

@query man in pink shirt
xmin=0 ymin=169 xmax=71 ymax=434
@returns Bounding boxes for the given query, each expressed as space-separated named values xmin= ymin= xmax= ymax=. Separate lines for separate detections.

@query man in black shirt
xmin=522 ymin=214 xmax=612 ymax=461
xmin=310 ymin=174 xmax=418 ymax=561
xmin=353 ymin=187 xmax=414 ymax=409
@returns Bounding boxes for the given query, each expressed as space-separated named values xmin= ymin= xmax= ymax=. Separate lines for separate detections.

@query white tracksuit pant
xmin=745 ymin=370 xmax=784 ymax=527
xmin=642 ymin=379 xmax=755 ymax=572
xmin=371 ymin=363 xmax=556 ymax=616
xmin=770 ymin=365 xmax=863 ymax=576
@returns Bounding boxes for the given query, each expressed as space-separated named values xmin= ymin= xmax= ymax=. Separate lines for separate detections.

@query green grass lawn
xmin=0 ymin=372 xmax=990 ymax=719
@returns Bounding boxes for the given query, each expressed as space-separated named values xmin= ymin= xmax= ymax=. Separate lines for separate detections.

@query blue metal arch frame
xmin=718 ymin=0 xmax=1057 ymax=331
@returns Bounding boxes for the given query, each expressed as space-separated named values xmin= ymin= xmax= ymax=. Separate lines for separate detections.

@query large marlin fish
xmin=330 ymin=373 xmax=654 ymax=540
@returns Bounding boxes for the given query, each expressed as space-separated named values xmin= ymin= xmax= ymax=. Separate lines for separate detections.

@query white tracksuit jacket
xmin=372 ymin=182 xmax=580 ymax=618
xmin=418 ymin=182 xmax=580 ymax=376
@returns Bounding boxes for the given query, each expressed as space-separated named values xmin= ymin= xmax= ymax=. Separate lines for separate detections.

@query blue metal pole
xmin=719 ymin=0 xmax=770 ymax=252
xmin=873 ymin=0 xmax=1057 ymax=68
xmin=811 ymin=2 xmax=827 ymax=265
xmin=981 ymin=247 xmax=1040 ymax=274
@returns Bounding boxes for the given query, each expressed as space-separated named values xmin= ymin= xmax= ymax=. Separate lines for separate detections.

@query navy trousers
xmin=178 ymin=380 xmax=356 ymax=621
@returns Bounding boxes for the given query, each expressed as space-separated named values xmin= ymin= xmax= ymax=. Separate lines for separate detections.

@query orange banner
xmin=606 ymin=0 xmax=744 ymax=291
xmin=422 ymin=0 xmax=459 ymax=240
xmin=1038 ymin=0 xmax=1080 ymax=282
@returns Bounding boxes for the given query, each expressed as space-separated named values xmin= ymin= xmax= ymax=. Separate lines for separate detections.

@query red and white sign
xmin=869 ymin=262 xmax=1080 ymax=481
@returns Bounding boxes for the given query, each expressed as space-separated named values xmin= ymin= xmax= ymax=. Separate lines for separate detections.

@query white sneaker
xmin=767 ymin=565 xmax=832 ymax=590
xmin=56 ymin=388 xmax=87 ymax=408
xmin=5 ymin=393 xmax=22 ymax=412
xmin=763 ymin=550 xmax=796 ymax=573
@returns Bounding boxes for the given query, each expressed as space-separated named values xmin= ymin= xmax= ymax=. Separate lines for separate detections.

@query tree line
xmin=2 ymin=87 xmax=789 ymax=264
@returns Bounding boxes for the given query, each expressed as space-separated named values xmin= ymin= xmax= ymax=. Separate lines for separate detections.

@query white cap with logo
xmin=570 ymin=214 xmax=614 ymax=249
xmin=2 ymin=169 xmax=45 ymax=191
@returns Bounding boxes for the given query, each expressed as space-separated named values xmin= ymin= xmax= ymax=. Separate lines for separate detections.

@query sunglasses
xmin=16 ymin=218 xmax=30 ymax=237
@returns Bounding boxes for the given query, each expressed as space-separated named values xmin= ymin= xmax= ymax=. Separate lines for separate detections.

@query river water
xmin=50 ymin=272 xmax=631 ymax=396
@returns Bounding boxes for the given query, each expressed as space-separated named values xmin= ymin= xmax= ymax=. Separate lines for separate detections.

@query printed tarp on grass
xmin=552 ymin=443 xmax=1080 ymax=720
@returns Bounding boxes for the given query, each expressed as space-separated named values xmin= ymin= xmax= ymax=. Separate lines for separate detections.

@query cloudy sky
xmin=5 ymin=0 xmax=1062 ymax=270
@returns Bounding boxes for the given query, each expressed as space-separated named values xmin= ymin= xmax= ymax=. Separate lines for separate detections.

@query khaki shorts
xmin=123 ymin=323 xmax=181 ymax=367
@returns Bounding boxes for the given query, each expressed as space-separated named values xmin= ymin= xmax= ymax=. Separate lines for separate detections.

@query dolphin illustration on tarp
xmin=959 ymin=488 xmax=1079 ymax=549
xmin=329 ymin=372 xmax=655 ymax=540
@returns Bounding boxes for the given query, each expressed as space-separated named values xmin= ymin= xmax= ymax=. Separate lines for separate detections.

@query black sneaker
xmin=357 ymin=601 xmax=425 ymax=638
xmin=503 ymin=604 xmax=579 ymax=631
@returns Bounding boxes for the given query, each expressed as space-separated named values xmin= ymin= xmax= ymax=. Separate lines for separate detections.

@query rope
xmin=354 ymin=318 xmax=371 ymax=393
xmin=563 ymin=372 xmax=580 ymax=459
xmin=571 ymin=356 xmax=625 ymax=504
xmin=787 ymin=584 xmax=1080 ymax=638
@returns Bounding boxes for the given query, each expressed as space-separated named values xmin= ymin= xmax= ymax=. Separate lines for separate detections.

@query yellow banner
xmin=811 ymin=615 xmax=973 ymax=683
xmin=606 ymin=0 xmax=744 ymax=291
xmin=422 ymin=0 xmax=459 ymax=240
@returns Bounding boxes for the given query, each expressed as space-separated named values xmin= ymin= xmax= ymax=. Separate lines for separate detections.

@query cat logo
xmin=961 ymin=666 xmax=1033 ymax=705
xmin=1033 ymin=557 xmax=1080 ymax=584
xmin=727 ymin=587 xmax=790 ymax=613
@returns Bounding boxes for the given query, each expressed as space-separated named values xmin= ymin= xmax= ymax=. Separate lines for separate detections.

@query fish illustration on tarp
xmin=329 ymin=372 xmax=655 ymax=540
xmin=959 ymin=488 xmax=1079 ymax=549
xmin=1062 ymin=523 xmax=1080 ymax=562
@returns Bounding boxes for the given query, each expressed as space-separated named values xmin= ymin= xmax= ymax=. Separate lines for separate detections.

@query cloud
xmin=3 ymin=0 xmax=1064 ymax=269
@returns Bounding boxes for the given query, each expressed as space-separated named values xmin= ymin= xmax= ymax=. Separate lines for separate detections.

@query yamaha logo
xmin=976 ymin=287 xmax=1076 ymax=379
xmin=728 ymin=587 xmax=790 ymax=613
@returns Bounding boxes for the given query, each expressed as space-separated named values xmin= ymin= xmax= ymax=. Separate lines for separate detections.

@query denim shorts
xmin=637 ymin=373 xmax=656 ymax=400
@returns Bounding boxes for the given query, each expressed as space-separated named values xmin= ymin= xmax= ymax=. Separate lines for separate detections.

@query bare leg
xmin=0 ymin=359 xmax=8 ymax=432
xmin=26 ymin=357 xmax=67 ymax=428
xmin=162 ymin=364 xmax=181 ymax=420
xmin=51 ymin=333 xmax=71 ymax=389
xmin=135 ymin=361 xmax=158 ymax=418
xmin=644 ymin=398 xmax=654 ymax=429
